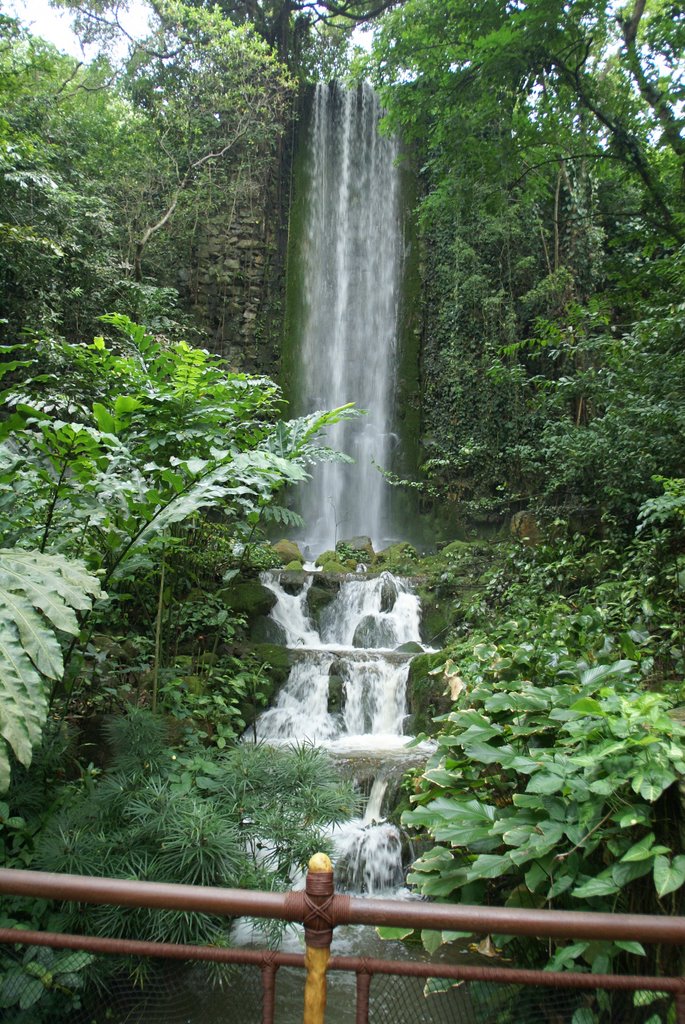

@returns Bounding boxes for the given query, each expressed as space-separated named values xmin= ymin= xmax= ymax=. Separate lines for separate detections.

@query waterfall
xmin=289 ymin=83 xmax=405 ymax=554
xmin=252 ymin=571 xmax=428 ymax=895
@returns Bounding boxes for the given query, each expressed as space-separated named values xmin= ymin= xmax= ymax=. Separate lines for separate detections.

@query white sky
xmin=6 ymin=0 xmax=150 ymax=58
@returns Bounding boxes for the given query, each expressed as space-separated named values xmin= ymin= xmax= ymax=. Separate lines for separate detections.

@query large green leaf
xmin=0 ymin=548 xmax=103 ymax=791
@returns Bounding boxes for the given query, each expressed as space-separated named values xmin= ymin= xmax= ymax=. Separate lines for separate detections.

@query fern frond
xmin=0 ymin=549 xmax=104 ymax=791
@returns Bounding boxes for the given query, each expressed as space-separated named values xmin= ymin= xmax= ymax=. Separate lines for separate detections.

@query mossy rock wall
xmin=406 ymin=651 xmax=452 ymax=736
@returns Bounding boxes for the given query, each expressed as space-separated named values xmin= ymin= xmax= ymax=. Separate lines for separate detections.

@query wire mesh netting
xmin=0 ymin=941 xmax=675 ymax=1023
xmin=366 ymin=972 xmax=672 ymax=1024
xmin=0 ymin=945 xmax=262 ymax=1024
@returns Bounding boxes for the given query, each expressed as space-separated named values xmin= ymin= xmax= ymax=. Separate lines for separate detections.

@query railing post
xmin=676 ymin=990 xmax=685 ymax=1024
xmin=303 ymin=852 xmax=334 ymax=1024
xmin=355 ymin=968 xmax=372 ymax=1024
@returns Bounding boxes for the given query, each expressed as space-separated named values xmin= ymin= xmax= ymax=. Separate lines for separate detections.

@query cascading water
xmin=289 ymin=82 xmax=405 ymax=554
xmin=253 ymin=570 xmax=427 ymax=895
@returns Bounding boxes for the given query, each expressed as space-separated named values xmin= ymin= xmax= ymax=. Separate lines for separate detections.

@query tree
xmin=370 ymin=0 xmax=684 ymax=240
xmin=61 ymin=0 xmax=404 ymax=69
xmin=363 ymin=0 xmax=685 ymax=530
xmin=118 ymin=1 xmax=293 ymax=279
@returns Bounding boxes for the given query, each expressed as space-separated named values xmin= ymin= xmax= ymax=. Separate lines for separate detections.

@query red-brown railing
xmin=0 ymin=859 xmax=684 ymax=1023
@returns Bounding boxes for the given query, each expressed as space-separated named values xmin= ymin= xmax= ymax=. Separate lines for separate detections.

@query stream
xmin=222 ymin=566 xmax=484 ymax=1023
xmin=251 ymin=567 xmax=429 ymax=894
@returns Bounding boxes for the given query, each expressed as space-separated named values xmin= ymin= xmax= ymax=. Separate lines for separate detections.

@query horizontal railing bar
xmin=343 ymin=897 xmax=685 ymax=944
xmin=0 ymin=927 xmax=682 ymax=995
xmin=0 ymin=927 xmax=303 ymax=968
xmin=2 ymin=867 xmax=685 ymax=945
xmin=0 ymin=869 xmax=300 ymax=921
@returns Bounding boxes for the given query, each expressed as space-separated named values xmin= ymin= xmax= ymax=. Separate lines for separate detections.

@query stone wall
xmin=176 ymin=110 xmax=297 ymax=377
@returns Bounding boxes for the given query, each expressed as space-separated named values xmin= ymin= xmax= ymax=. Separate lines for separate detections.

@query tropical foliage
xmin=1 ymin=1 xmax=685 ymax=1020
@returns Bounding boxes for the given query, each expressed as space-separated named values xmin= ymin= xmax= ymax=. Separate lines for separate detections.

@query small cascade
xmin=319 ymin=573 xmax=422 ymax=649
xmin=263 ymin=574 xmax=320 ymax=647
xmin=332 ymin=774 xmax=404 ymax=895
xmin=251 ymin=569 xmax=427 ymax=895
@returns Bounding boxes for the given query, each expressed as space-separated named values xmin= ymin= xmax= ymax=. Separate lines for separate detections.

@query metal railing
xmin=1 ymin=856 xmax=684 ymax=1023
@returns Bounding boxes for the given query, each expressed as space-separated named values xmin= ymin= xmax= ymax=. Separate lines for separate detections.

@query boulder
xmin=380 ymin=575 xmax=398 ymax=613
xmin=328 ymin=674 xmax=344 ymax=714
xmin=278 ymin=570 xmax=307 ymax=594
xmin=376 ymin=542 xmax=418 ymax=572
xmin=218 ymin=581 xmax=277 ymax=618
xmin=352 ymin=614 xmax=397 ymax=649
xmin=440 ymin=540 xmax=473 ymax=557
xmin=394 ymin=641 xmax=424 ymax=654
xmin=318 ymin=559 xmax=349 ymax=574
xmin=238 ymin=643 xmax=293 ymax=690
xmin=406 ymin=651 xmax=453 ymax=735
xmin=250 ymin=616 xmax=287 ymax=645
xmin=339 ymin=536 xmax=375 ymax=562
xmin=273 ymin=539 xmax=304 ymax=565
xmin=510 ymin=511 xmax=542 ymax=546
xmin=307 ymin=584 xmax=337 ymax=618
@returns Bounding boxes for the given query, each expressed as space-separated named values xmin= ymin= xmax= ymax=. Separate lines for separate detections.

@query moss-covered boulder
xmin=283 ymin=560 xmax=303 ymax=571
xmin=338 ymin=536 xmax=375 ymax=563
xmin=318 ymin=558 xmax=349 ymax=574
xmin=439 ymin=539 xmax=475 ymax=557
xmin=218 ymin=580 xmax=277 ymax=618
xmin=228 ymin=643 xmax=293 ymax=734
xmin=376 ymin=542 xmax=419 ymax=574
xmin=273 ymin=539 xmax=304 ymax=565
xmin=417 ymin=585 xmax=455 ymax=646
xmin=307 ymin=583 xmax=337 ymax=617
xmin=394 ymin=641 xmax=424 ymax=654
xmin=251 ymin=641 xmax=292 ymax=672
xmin=406 ymin=651 xmax=453 ymax=735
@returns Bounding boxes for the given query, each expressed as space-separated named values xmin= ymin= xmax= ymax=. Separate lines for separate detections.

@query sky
xmin=6 ymin=0 xmax=150 ymax=58
xmin=6 ymin=0 xmax=374 ymax=61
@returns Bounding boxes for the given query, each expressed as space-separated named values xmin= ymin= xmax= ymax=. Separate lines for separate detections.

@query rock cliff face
xmin=175 ymin=105 xmax=297 ymax=376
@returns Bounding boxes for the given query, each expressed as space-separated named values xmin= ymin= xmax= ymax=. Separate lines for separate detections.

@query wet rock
xmin=250 ymin=616 xmax=287 ymax=645
xmin=328 ymin=674 xmax=344 ymax=713
xmin=278 ymin=570 xmax=307 ymax=594
xmin=307 ymin=584 xmax=337 ymax=618
xmin=380 ymin=575 xmax=398 ymax=613
xmin=352 ymin=615 xmax=397 ymax=649
xmin=394 ymin=641 xmax=424 ymax=654
xmin=340 ymin=536 xmax=375 ymax=562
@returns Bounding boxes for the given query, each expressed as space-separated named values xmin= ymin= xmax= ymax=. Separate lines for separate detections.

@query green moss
xmin=376 ymin=542 xmax=419 ymax=574
xmin=406 ymin=651 xmax=452 ymax=736
xmin=272 ymin=539 xmax=304 ymax=565
xmin=319 ymin=559 xmax=349 ymax=574
xmin=218 ymin=581 xmax=276 ymax=619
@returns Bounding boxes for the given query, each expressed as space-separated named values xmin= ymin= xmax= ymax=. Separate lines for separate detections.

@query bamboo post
xmin=303 ymin=852 xmax=334 ymax=1024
